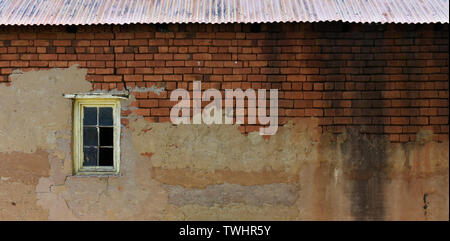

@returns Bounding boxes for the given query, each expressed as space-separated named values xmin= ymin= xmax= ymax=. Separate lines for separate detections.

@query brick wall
xmin=0 ymin=23 xmax=448 ymax=142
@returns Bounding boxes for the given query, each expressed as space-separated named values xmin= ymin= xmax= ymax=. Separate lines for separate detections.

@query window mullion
xmin=97 ymin=107 xmax=100 ymax=167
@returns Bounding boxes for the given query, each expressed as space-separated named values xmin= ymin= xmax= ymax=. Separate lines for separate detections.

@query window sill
xmin=72 ymin=172 xmax=121 ymax=177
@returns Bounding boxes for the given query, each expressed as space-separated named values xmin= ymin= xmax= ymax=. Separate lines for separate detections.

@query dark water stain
xmin=341 ymin=129 xmax=387 ymax=220
xmin=423 ymin=193 xmax=430 ymax=216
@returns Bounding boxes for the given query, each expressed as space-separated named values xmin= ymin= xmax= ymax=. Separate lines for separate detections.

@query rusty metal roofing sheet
xmin=0 ymin=0 xmax=448 ymax=25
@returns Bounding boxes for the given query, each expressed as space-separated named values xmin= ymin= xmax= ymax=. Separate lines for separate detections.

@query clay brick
xmin=193 ymin=53 xmax=212 ymax=60
xmin=116 ymin=33 xmax=134 ymax=39
xmin=430 ymin=116 xmax=448 ymax=125
xmin=39 ymin=54 xmax=57 ymax=60
xmin=11 ymin=40 xmax=30 ymax=46
xmin=151 ymin=108 xmax=170 ymax=116
xmin=305 ymin=109 xmax=323 ymax=117
xmin=154 ymin=68 xmax=173 ymax=74
xmin=430 ymin=99 xmax=448 ymax=107
xmin=287 ymin=75 xmax=306 ymax=82
xmin=294 ymin=100 xmax=312 ymax=108
xmin=391 ymin=117 xmax=410 ymax=125
xmin=333 ymin=117 xmax=352 ymax=124
xmin=353 ymin=117 xmax=372 ymax=125
xmin=285 ymin=109 xmax=305 ymax=117
xmin=385 ymin=126 xmax=403 ymax=133
xmin=144 ymin=75 xmax=163 ymax=81
xmin=129 ymin=39 xmax=148 ymax=46
xmin=124 ymin=75 xmax=143 ymax=81
xmin=53 ymin=40 xmax=71 ymax=46
xmin=135 ymin=68 xmax=153 ymax=74
xmin=116 ymin=54 xmax=134 ymax=60
xmin=104 ymin=75 xmax=122 ymax=82
xmin=174 ymin=39 xmax=193 ymax=46
xmin=247 ymin=75 xmax=267 ymax=82
xmin=303 ymin=92 xmax=322 ymax=100
xmin=139 ymin=100 xmax=158 ymax=108
xmin=133 ymin=108 xmax=150 ymax=116
xmin=238 ymin=54 xmax=257 ymax=61
xmin=410 ymin=117 xmax=429 ymax=125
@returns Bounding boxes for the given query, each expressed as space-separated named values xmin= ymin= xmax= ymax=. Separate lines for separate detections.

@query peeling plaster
xmin=130 ymin=118 xmax=320 ymax=175
xmin=0 ymin=66 xmax=448 ymax=220
xmin=0 ymin=65 xmax=90 ymax=153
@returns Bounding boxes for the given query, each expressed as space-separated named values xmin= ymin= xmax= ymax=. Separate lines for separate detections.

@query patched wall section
xmin=0 ymin=66 xmax=447 ymax=220
xmin=0 ymin=65 xmax=91 ymax=220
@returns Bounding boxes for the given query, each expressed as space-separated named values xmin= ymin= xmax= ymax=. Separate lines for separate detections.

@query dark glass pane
xmin=99 ymin=148 xmax=114 ymax=166
xmin=83 ymin=127 xmax=98 ymax=146
xmin=99 ymin=107 xmax=113 ymax=126
xmin=83 ymin=107 xmax=97 ymax=125
xmin=83 ymin=147 xmax=97 ymax=166
xmin=100 ymin=127 xmax=114 ymax=146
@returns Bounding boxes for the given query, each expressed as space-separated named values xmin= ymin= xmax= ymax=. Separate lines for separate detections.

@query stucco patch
xmin=0 ymin=150 xmax=50 ymax=185
xmin=151 ymin=167 xmax=299 ymax=188
xmin=130 ymin=117 xmax=321 ymax=187
xmin=0 ymin=65 xmax=91 ymax=153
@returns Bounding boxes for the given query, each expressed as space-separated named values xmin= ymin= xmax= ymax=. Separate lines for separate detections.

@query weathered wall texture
xmin=0 ymin=23 xmax=448 ymax=220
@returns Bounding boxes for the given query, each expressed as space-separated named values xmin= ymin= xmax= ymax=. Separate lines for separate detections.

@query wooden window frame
xmin=72 ymin=97 xmax=121 ymax=175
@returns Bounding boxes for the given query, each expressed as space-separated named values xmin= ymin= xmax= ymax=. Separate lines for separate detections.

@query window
xmin=67 ymin=96 xmax=123 ymax=175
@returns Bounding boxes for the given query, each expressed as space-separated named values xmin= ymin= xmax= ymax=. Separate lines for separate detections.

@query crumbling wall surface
xmin=0 ymin=22 xmax=448 ymax=220
xmin=0 ymin=66 xmax=448 ymax=220
xmin=0 ymin=65 xmax=91 ymax=220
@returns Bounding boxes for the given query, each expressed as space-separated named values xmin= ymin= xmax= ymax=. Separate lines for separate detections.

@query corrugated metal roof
xmin=0 ymin=0 xmax=448 ymax=25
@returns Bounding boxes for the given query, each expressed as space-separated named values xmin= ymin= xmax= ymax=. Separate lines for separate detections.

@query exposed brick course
xmin=0 ymin=23 xmax=448 ymax=142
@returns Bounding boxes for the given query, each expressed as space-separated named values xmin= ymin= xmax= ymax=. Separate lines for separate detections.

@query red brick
xmin=247 ymin=75 xmax=267 ymax=82
xmin=385 ymin=126 xmax=403 ymax=134
xmin=53 ymin=40 xmax=71 ymax=46
xmin=285 ymin=109 xmax=305 ymax=117
xmin=114 ymin=52 xmax=133 ymax=59
xmin=39 ymin=54 xmax=57 ymax=60
xmin=151 ymin=108 xmax=170 ymax=116
xmin=333 ymin=117 xmax=352 ymax=124
xmin=193 ymin=53 xmax=211 ymax=60
xmin=303 ymin=92 xmax=322 ymax=100
xmin=104 ymin=75 xmax=122 ymax=82
xmin=144 ymin=75 xmax=163 ymax=81
xmin=305 ymin=109 xmax=323 ymax=117
xmin=124 ymin=75 xmax=143 ymax=81
xmin=391 ymin=117 xmax=410 ymax=125
xmin=139 ymin=100 xmax=158 ymax=108
xmin=133 ymin=108 xmax=150 ymax=116
xmin=430 ymin=99 xmax=448 ymax=107
xmin=410 ymin=117 xmax=429 ymax=125
xmin=430 ymin=116 xmax=448 ymax=125
xmin=353 ymin=117 xmax=372 ymax=125
xmin=11 ymin=40 xmax=30 ymax=46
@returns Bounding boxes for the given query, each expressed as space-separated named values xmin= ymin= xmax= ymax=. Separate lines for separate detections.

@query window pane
xmin=99 ymin=107 xmax=113 ymax=126
xmin=99 ymin=148 xmax=114 ymax=166
xmin=83 ymin=107 xmax=97 ymax=125
xmin=83 ymin=127 xmax=98 ymax=146
xmin=100 ymin=127 xmax=114 ymax=146
xmin=83 ymin=147 xmax=98 ymax=166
